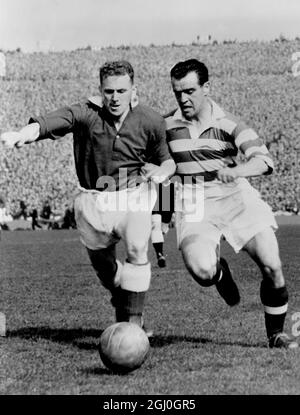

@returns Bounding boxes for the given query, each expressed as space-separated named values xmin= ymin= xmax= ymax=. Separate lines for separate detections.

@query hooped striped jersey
xmin=165 ymin=100 xmax=274 ymax=183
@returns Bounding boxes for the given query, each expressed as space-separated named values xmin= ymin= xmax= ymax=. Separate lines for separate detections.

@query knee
xmin=181 ymin=238 xmax=218 ymax=286
xmin=126 ymin=239 xmax=148 ymax=263
xmin=262 ymin=258 xmax=284 ymax=288
xmin=183 ymin=254 xmax=217 ymax=287
xmin=263 ymin=257 xmax=282 ymax=277
xmin=248 ymin=230 xmax=283 ymax=283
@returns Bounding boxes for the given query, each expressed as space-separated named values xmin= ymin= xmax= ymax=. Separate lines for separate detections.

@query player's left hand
xmin=140 ymin=163 xmax=169 ymax=184
xmin=217 ymin=167 xmax=238 ymax=183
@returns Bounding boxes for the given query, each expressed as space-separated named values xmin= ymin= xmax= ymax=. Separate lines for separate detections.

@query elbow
xmin=261 ymin=158 xmax=274 ymax=175
xmin=169 ymin=159 xmax=176 ymax=176
xmin=264 ymin=164 xmax=273 ymax=175
xmin=253 ymin=156 xmax=274 ymax=176
xmin=163 ymin=158 xmax=176 ymax=175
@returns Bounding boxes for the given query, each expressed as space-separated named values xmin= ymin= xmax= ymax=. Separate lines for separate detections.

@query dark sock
xmin=260 ymin=280 xmax=288 ymax=339
xmin=114 ymin=289 xmax=146 ymax=323
xmin=153 ymin=242 xmax=163 ymax=257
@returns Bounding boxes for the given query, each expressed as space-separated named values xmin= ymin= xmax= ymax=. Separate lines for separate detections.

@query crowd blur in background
xmin=0 ymin=39 xmax=299 ymax=231
xmin=0 ymin=193 xmax=76 ymax=230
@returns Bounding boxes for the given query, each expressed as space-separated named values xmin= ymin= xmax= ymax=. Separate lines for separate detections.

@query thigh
xmin=224 ymin=181 xmax=278 ymax=253
xmin=74 ymin=191 xmax=121 ymax=249
xmin=115 ymin=183 xmax=156 ymax=261
xmin=117 ymin=210 xmax=152 ymax=263
xmin=176 ymin=211 xmax=221 ymax=250
xmin=118 ymin=211 xmax=152 ymax=243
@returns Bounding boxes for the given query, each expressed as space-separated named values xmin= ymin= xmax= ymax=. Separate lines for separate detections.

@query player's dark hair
xmin=100 ymin=60 xmax=134 ymax=84
xmin=170 ymin=59 xmax=209 ymax=86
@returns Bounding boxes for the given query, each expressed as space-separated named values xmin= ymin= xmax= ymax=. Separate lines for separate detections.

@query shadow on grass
xmin=7 ymin=326 xmax=265 ymax=349
xmin=84 ymin=366 xmax=135 ymax=376
xmin=83 ymin=366 xmax=118 ymax=376
xmin=7 ymin=327 xmax=103 ymax=350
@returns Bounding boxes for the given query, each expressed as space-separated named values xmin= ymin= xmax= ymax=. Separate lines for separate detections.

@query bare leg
xmin=243 ymin=227 xmax=298 ymax=348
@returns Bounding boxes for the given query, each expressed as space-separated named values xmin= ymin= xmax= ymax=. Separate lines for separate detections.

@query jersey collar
xmin=87 ymin=94 xmax=139 ymax=109
xmin=173 ymin=98 xmax=226 ymax=123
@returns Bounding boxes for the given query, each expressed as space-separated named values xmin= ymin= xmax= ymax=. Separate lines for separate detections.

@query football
xmin=99 ymin=322 xmax=150 ymax=373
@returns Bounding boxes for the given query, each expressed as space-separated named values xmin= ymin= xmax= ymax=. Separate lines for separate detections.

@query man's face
xmin=100 ymin=74 xmax=134 ymax=118
xmin=171 ymin=71 xmax=209 ymax=120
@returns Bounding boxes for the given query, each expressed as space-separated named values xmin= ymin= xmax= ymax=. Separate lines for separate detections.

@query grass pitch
xmin=0 ymin=224 xmax=300 ymax=395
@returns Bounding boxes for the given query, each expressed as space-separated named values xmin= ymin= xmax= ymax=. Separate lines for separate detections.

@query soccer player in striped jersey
xmin=165 ymin=58 xmax=298 ymax=349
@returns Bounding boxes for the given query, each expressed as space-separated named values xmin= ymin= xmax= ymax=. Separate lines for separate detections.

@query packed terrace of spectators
xmin=0 ymin=39 xmax=299 ymax=218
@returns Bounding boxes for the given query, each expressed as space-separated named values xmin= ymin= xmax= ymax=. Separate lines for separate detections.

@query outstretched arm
xmin=1 ymin=122 xmax=40 ymax=148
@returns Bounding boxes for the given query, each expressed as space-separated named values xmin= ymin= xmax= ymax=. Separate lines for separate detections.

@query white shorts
xmin=74 ymin=182 xmax=157 ymax=250
xmin=175 ymin=178 xmax=278 ymax=253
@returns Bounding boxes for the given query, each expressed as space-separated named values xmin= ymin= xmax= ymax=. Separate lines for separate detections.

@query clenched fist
xmin=1 ymin=131 xmax=26 ymax=148
xmin=1 ymin=123 xmax=40 ymax=148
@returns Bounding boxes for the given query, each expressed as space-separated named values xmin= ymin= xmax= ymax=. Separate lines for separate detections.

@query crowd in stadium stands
xmin=0 ymin=39 xmax=299 ymax=226
xmin=0 ymin=193 xmax=76 ymax=231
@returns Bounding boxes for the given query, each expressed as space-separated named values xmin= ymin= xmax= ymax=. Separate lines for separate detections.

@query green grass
xmin=0 ymin=225 xmax=300 ymax=395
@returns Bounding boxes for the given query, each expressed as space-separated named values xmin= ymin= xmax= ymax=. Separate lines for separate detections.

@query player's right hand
xmin=0 ymin=131 xmax=26 ymax=148
xmin=140 ymin=163 xmax=170 ymax=184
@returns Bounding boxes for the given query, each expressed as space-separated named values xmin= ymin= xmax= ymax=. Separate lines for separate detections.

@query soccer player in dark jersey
xmin=165 ymin=58 xmax=298 ymax=349
xmin=1 ymin=60 xmax=176 ymax=336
